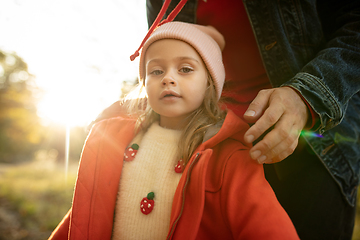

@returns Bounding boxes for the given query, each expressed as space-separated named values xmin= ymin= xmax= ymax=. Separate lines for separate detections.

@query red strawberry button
xmin=140 ymin=192 xmax=155 ymax=215
xmin=123 ymin=143 xmax=139 ymax=161
xmin=175 ymin=159 xmax=185 ymax=173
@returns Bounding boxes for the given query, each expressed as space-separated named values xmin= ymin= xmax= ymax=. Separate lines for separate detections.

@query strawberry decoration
xmin=140 ymin=192 xmax=155 ymax=215
xmin=175 ymin=159 xmax=185 ymax=173
xmin=123 ymin=143 xmax=139 ymax=161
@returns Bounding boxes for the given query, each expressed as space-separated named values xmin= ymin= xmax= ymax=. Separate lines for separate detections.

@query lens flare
xmin=300 ymin=130 xmax=323 ymax=138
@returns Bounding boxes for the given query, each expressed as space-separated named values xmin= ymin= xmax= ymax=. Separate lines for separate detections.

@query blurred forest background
xmin=0 ymin=50 xmax=136 ymax=239
xmin=0 ymin=1 xmax=145 ymax=238
xmin=0 ymin=49 xmax=85 ymax=239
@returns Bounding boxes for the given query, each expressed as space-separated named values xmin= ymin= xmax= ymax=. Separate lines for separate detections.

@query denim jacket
xmin=147 ymin=0 xmax=360 ymax=206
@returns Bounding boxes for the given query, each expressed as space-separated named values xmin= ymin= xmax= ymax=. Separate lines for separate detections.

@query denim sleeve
xmin=146 ymin=0 xmax=163 ymax=28
xmin=282 ymin=0 xmax=360 ymax=133
xmin=146 ymin=0 xmax=197 ymax=28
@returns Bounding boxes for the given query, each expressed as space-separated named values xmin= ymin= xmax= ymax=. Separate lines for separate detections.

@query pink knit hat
xmin=137 ymin=21 xmax=225 ymax=100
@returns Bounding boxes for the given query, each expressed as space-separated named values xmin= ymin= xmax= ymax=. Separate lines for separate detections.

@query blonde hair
xmin=122 ymin=74 xmax=225 ymax=165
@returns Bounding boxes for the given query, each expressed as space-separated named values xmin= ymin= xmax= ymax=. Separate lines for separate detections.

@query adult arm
xmin=244 ymin=0 xmax=360 ymax=163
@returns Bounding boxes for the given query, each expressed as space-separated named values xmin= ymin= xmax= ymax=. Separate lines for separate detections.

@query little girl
xmin=49 ymin=21 xmax=299 ymax=239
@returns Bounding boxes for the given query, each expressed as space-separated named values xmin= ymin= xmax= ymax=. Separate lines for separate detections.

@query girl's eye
xmin=179 ymin=67 xmax=193 ymax=73
xmin=150 ymin=69 xmax=163 ymax=75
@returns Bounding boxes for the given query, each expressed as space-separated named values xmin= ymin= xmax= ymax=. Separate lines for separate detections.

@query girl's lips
xmin=160 ymin=89 xmax=181 ymax=99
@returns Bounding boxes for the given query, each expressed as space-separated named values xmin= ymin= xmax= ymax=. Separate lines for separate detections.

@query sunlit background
xmin=0 ymin=1 xmax=150 ymax=239
xmin=1 ymin=0 xmax=147 ymax=127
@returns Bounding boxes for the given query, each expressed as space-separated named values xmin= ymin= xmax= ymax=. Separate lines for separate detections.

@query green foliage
xmin=0 ymin=161 xmax=77 ymax=239
xmin=0 ymin=50 xmax=43 ymax=163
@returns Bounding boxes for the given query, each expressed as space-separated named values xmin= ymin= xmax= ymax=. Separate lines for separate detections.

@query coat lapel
xmin=168 ymin=149 xmax=212 ymax=239
xmin=70 ymin=118 xmax=136 ymax=240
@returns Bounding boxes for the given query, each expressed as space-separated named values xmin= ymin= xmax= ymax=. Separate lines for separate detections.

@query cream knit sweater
xmin=112 ymin=122 xmax=183 ymax=240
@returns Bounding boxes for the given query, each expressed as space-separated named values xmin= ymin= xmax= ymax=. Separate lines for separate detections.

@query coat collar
xmin=200 ymin=110 xmax=251 ymax=151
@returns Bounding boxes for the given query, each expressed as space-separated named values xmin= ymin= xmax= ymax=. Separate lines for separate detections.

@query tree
xmin=0 ymin=50 xmax=43 ymax=163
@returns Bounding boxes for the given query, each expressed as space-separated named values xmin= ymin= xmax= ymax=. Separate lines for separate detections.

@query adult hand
xmin=243 ymin=87 xmax=309 ymax=164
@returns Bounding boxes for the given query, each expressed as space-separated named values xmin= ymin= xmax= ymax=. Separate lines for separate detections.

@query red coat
xmin=49 ymin=111 xmax=299 ymax=239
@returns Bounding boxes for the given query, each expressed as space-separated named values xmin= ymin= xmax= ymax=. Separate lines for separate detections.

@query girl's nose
xmin=161 ymin=75 xmax=177 ymax=86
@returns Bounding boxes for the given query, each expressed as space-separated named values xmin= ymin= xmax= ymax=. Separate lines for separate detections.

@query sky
xmin=0 ymin=0 xmax=148 ymax=126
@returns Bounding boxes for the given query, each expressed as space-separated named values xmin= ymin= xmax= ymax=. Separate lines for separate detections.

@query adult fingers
xmin=244 ymin=91 xmax=285 ymax=144
xmin=245 ymin=87 xmax=309 ymax=163
xmin=243 ymin=89 xmax=274 ymax=123
xmin=249 ymin=110 xmax=296 ymax=163
xmin=255 ymin=124 xmax=300 ymax=164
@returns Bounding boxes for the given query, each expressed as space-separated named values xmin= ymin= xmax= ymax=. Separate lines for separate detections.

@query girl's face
xmin=145 ymin=39 xmax=208 ymax=129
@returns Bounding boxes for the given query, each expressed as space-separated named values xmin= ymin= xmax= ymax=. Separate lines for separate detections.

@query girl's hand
xmin=243 ymin=87 xmax=309 ymax=164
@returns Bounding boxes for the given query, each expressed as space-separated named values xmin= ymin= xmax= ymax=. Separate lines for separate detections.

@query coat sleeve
xmin=48 ymin=209 xmax=71 ymax=240
xmin=282 ymin=0 xmax=360 ymax=133
xmin=221 ymin=150 xmax=299 ymax=239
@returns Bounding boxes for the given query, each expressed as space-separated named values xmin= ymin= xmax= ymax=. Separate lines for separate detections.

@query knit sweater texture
xmin=112 ymin=122 xmax=182 ymax=239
